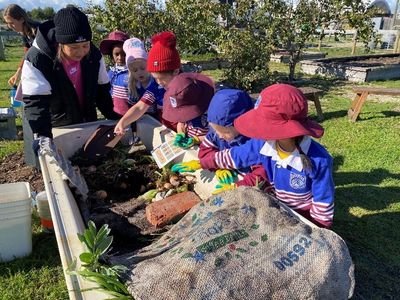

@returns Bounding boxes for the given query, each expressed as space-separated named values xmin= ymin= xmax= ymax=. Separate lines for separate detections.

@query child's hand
xmin=173 ymin=133 xmax=200 ymax=148
xmin=215 ymin=169 xmax=237 ymax=184
xmin=176 ymin=122 xmax=187 ymax=134
xmin=171 ymin=160 xmax=201 ymax=173
xmin=114 ymin=119 xmax=127 ymax=136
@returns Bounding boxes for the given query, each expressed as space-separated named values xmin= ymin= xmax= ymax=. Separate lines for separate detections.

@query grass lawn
xmin=1 ymin=41 xmax=399 ymax=299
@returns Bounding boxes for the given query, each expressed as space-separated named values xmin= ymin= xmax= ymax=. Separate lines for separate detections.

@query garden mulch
xmin=0 ymin=151 xmax=44 ymax=193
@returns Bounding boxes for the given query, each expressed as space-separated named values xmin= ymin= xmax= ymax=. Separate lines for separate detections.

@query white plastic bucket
xmin=0 ymin=182 xmax=32 ymax=262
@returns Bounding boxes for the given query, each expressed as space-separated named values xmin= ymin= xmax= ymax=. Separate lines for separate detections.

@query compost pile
xmin=70 ymin=142 xmax=196 ymax=253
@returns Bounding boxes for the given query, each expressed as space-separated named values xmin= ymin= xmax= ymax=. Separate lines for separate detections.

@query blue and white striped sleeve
xmin=214 ymin=139 xmax=265 ymax=170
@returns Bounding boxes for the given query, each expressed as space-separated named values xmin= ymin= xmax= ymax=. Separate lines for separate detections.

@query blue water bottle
xmin=10 ymin=85 xmax=19 ymax=107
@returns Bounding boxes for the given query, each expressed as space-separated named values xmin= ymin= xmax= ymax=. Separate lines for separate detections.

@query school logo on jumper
xmin=170 ymin=97 xmax=177 ymax=107
xmin=289 ymin=172 xmax=306 ymax=189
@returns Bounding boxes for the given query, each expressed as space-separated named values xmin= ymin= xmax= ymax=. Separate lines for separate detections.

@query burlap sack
xmin=124 ymin=186 xmax=354 ymax=300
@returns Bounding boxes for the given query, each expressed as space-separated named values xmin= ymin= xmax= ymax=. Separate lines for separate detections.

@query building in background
xmin=369 ymin=0 xmax=400 ymax=29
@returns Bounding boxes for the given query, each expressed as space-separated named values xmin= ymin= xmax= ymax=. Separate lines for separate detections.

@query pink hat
xmin=123 ymin=38 xmax=148 ymax=65
xmin=162 ymin=73 xmax=214 ymax=123
xmin=234 ymin=84 xmax=324 ymax=140
xmin=99 ymin=31 xmax=129 ymax=55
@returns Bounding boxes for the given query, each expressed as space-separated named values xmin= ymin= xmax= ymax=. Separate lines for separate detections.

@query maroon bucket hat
xmin=162 ymin=73 xmax=215 ymax=123
xmin=99 ymin=31 xmax=129 ymax=55
xmin=234 ymin=84 xmax=324 ymax=140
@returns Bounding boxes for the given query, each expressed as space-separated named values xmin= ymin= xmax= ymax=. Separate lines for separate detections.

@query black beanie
xmin=54 ymin=6 xmax=92 ymax=44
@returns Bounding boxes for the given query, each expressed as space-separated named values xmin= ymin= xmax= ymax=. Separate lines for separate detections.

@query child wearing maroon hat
xmin=146 ymin=31 xmax=215 ymax=147
xmin=171 ymin=89 xmax=268 ymax=188
xmin=99 ymin=30 xmax=130 ymax=116
xmin=202 ymin=84 xmax=335 ymax=228
xmin=114 ymin=37 xmax=165 ymax=136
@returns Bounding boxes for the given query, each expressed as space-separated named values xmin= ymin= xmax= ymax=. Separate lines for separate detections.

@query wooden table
xmin=348 ymin=87 xmax=400 ymax=122
xmin=298 ymin=87 xmax=324 ymax=121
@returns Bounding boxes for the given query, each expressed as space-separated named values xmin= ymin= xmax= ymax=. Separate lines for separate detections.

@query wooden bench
xmin=348 ymin=87 xmax=400 ymax=122
xmin=298 ymin=87 xmax=324 ymax=121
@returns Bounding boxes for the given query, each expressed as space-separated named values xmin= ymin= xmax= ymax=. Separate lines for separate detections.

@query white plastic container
xmin=0 ymin=182 xmax=32 ymax=262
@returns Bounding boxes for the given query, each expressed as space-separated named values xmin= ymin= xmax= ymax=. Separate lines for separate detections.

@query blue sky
xmin=0 ymin=0 xmax=104 ymax=11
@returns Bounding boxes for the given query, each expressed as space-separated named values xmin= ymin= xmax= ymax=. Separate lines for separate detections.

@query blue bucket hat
xmin=207 ymin=89 xmax=253 ymax=127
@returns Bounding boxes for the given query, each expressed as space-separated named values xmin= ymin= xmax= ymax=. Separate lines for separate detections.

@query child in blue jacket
xmin=172 ymin=89 xmax=267 ymax=187
xmin=99 ymin=31 xmax=130 ymax=117
xmin=199 ymin=84 xmax=335 ymax=228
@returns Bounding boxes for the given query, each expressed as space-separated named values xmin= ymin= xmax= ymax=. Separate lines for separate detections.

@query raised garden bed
xmin=300 ymin=53 xmax=400 ymax=82
xmin=39 ymin=117 xmax=218 ymax=299
xmin=182 ymin=59 xmax=230 ymax=71
xmin=271 ymin=51 xmax=326 ymax=63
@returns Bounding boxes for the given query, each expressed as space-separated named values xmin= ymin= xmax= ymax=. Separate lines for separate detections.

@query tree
xmin=265 ymin=0 xmax=375 ymax=81
xmin=341 ymin=0 xmax=376 ymax=54
xmin=88 ymin=0 xmax=223 ymax=54
xmin=217 ymin=0 xmax=273 ymax=91
xmin=88 ymin=0 xmax=166 ymax=45
xmin=268 ymin=0 xmax=321 ymax=81
xmin=164 ymin=0 xmax=223 ymax=54
xmin=29 ymin=7 xmax=55 ymax=21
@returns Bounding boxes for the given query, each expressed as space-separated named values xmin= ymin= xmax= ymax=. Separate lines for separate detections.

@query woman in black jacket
xmin=21 ymin=6 xmax=119 ymax=140
xmin=3 ymin=4 xmax=40 ymax=86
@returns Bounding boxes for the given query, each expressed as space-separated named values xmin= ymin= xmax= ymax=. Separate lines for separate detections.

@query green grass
xmin=1 ymin=41 xmax=400 ymax=299
xmin=315 ymin=87 xmax=400 ymax=299
xmin=0 ymin=213 xmax=69 ymax=300
xmin=0 ymin=45 xmax=22 ymax=106
xmin=0 ymin=45 xmax=68 ymax=299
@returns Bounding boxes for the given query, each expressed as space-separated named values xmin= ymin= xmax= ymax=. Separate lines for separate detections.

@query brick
xmin=146 ymin=191 xmax=201 ymax=227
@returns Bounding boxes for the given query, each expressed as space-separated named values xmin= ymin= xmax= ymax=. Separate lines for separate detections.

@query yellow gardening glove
xmin=212 ymin=183 xmax=236 ymax=195
xmin=215 ymin=169 xmax=237 ymax=184
xmin=171 ymin=160 xmax=201 ymax=173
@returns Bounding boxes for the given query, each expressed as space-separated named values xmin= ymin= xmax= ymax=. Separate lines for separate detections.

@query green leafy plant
xmin=218 ymin=0 xmax=272 ymax=91
xmin=77 ymin=221 xmax=112 ymax=268
xmin=164 ymin=0 xmax=223 ymax=54
xmin=68 ymin=221 xmax=132 ymax=299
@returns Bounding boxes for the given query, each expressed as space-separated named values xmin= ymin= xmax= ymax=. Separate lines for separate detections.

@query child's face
xmin=3 ymin=15 xmax=24 ymax=33
xmin=151 ymin=70 xmax=178 ymax=88
xmin=61 ymin=41 xmax=90 ymax=61
xmin=112 ymin=45 xmax=125 ymax=66
xmin=210 ymin=123 xmax=239 ymax=142
xmin=128 ymin=59 xmax=150 ymax=84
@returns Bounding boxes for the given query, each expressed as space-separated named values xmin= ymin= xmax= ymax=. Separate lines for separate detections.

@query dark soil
xmin=0 ymin=151 xmax=44 ymax=193
xmin=70 ymin=144 xmax=194 ymax=253
xmin=337 ymin=56 xmax=400 ymax=68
